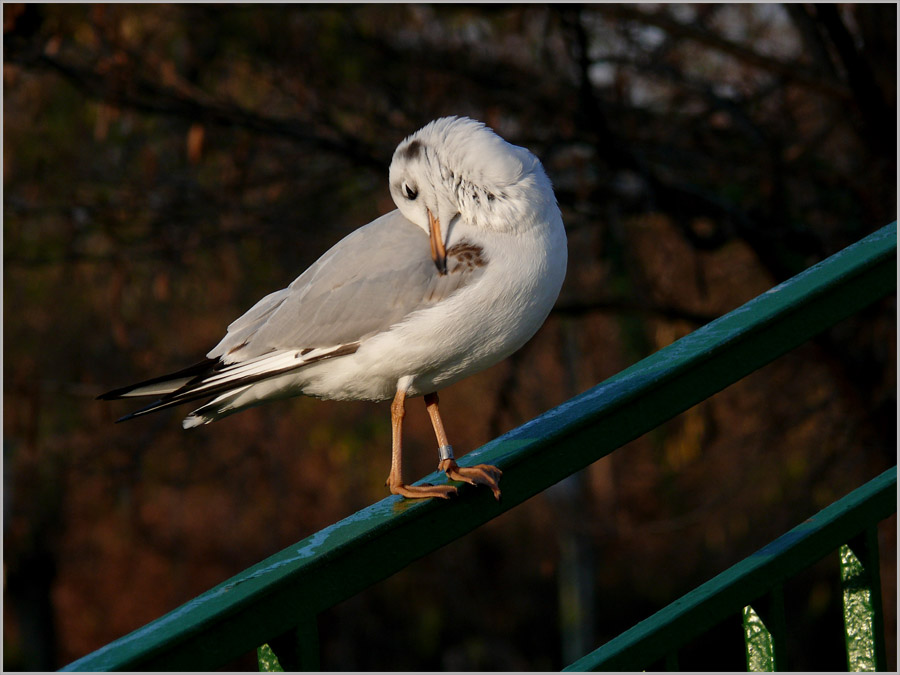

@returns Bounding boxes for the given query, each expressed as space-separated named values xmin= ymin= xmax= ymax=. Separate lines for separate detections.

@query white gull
xmin=100 ymin=116 xmax=568 ymax=500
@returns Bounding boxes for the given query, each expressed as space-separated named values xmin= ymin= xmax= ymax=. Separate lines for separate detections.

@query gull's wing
xmin=210 ymin=209 xmax=483 ymax=362
xmin=99 ymin=209 xmax=487 ymax=421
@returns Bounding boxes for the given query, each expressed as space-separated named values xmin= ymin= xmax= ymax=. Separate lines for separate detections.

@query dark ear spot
xmin=402 ymin=140 xmax=423 ymax=160
xmin=446 ymin=241 xmax=487 ymax=272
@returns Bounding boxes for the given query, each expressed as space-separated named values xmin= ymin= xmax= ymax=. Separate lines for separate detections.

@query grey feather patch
xmin=207 ymin=210 xmax=486 ymax=361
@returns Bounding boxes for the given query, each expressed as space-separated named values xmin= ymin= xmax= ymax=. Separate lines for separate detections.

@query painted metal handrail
xmin=61 ymin=222 xmax=896 ymax=671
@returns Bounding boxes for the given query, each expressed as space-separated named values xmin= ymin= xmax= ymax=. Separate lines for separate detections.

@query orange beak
xmin=428 ymin=208 xmax=448 ymax=275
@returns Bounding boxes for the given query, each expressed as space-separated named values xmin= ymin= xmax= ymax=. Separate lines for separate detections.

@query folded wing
xmin=211 ymin=210 xmax=478 ymax=360
xmin=99 ymin=209 xmax=486 ymax=421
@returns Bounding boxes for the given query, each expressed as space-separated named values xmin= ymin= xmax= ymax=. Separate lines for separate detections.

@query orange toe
xmin=390 ymin=483 xmax=458 ymax=499
xmin=439 ymin=459 xmax=503 ymax=500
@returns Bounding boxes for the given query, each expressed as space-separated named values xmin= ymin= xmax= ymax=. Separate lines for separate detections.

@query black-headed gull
xmin=100 ymin=116 xmax=567 ymax=500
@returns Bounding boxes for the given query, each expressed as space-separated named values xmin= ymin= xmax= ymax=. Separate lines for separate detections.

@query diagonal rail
xmin=62 ymin=223 xmax=896 ymax=671
xmin=564 ymin=466 xmax=896 ymax=671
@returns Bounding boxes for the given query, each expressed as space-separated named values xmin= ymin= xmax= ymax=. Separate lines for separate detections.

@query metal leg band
xmin=438 ymin=444 xmax=455 ymax=462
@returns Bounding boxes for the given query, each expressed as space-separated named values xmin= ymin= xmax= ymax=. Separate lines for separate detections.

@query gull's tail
xmin=97 ymin=358 xmax=229 ymax=423
xmin=98 ymin=343 xmax=360 ymax=426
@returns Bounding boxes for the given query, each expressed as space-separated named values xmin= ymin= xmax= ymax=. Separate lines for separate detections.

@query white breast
xmin=298 ymin=212 xmax=567 ymax=401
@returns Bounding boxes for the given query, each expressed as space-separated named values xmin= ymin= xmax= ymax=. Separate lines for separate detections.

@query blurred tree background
xmin=3 ymin=3 xmax=895 ymax=671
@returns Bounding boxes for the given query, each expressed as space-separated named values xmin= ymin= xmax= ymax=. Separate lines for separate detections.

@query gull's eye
xmin=403 ymin=184 xmax=418 ymax=200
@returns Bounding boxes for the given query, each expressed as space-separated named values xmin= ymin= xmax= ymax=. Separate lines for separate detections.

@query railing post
xmin=743 ymin=584 xmax=786 ymax=671
xmin=259 ymin=613 xmax=321 ymax=672
xmin=257 ymin=644 xmax=283 ymax=672
xmin=743 ymin=605 xmax=772 ymax=671
xmin=840 ymin=528 xmax=887 ymax=671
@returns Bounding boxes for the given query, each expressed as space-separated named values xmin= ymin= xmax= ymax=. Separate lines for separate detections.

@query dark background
xmin=4 ymin=4 xmax=896 ymax=670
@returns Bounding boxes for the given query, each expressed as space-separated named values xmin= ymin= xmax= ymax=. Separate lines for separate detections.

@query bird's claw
xmin=439 ymin=459 xmax=503 ymax=500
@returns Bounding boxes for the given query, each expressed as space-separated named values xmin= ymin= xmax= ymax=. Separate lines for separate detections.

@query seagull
xmin=99 ymin=116 xmax=568 ymax=500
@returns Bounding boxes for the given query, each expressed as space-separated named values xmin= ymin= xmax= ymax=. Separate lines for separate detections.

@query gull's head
xmin=389 ymin=116 xmax=558 ymax=274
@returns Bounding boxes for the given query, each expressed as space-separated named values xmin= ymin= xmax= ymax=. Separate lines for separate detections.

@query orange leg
xmin=386 ymin=388 xmax=456 ymax=499
xmin=425 ymin=392 xmax=503 ymax=501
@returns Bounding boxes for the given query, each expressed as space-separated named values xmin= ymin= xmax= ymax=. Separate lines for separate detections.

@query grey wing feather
xmin=215 ymin=288 xmax=289 ymax=353
xmin=209 ymin=210 xmax=480 ymax=361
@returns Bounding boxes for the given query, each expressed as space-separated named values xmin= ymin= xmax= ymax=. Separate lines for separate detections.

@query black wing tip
xmin=97 ymin=389 xmax=124 ymax=401
xmin=112 ymin=398 xmax=169 ymax=423
xmin=97 ymin=358 xmax=221 ymax=402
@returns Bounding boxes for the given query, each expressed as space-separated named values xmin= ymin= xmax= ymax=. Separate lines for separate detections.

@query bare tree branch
xmin=599 ymin=4 xmax=852 ymax=100
xmin=5 ymin=46 xmax=386 ymax=172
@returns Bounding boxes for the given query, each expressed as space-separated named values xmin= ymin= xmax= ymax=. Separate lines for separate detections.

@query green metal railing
xmin=62 ymin=222 xmax=896 ymax=671
xmin=565 ymin=467 xmax=895 ymax=671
